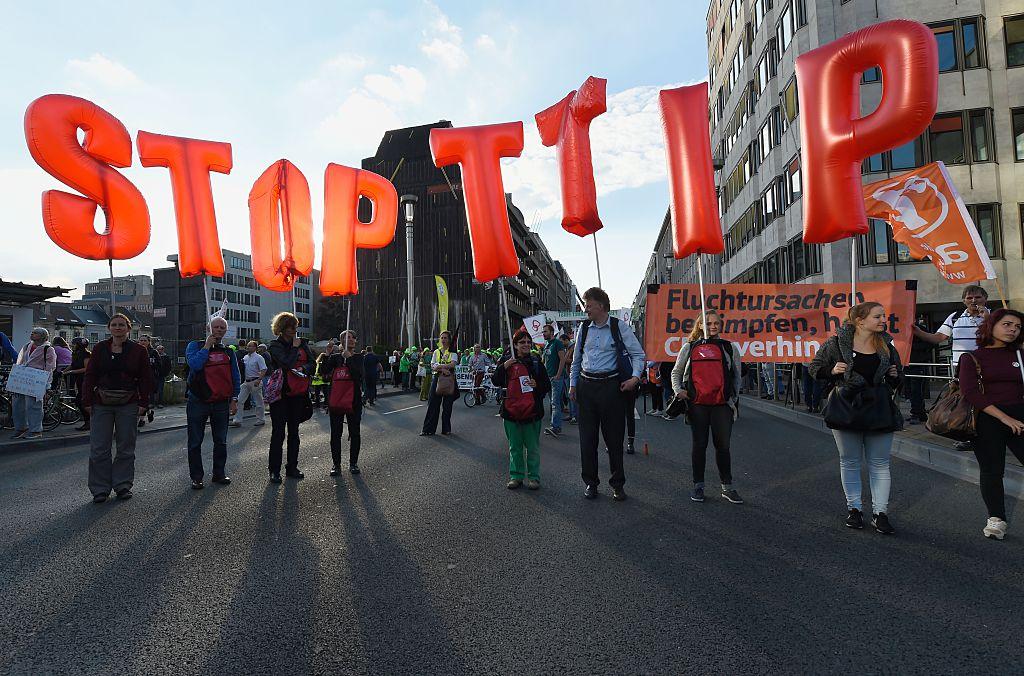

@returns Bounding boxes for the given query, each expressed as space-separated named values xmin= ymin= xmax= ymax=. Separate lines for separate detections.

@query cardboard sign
xmin=643 ymin=281 xmax=917 ymax=364
xmin=4 ymin=364 xmax=51 ymax=399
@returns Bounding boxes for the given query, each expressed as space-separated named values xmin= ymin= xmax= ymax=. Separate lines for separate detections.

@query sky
xmin=0 ymin=0 xmax=709 ymax=310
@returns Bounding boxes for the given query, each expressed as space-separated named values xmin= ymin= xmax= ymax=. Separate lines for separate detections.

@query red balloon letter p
xmin=429 ymin=122 xmax=523 ymax=283
xmin=796 ymin=19 xmax=938 ymax=244
xmin=320 ymin=164 xmax=399 ymax=297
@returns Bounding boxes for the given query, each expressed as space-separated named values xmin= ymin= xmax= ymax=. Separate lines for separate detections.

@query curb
xmin=741 ymin=394 xmax=1024 ymax=499
xmin=0 ymin=388 xmax=417 ymax=455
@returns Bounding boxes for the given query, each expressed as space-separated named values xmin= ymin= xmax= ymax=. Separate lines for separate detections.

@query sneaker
xmin=721 ymin=488 xmax=744 ymax=504
xmin=24 ymin=432 xmax=42 ymax=439
xmin=626 ymin=438 xmax=635 ymax=454
xmin=92 ymin=493 xmax=108 ymax=503
xmin=253 ymin=420 xmax=266 ymax=426
xmin=147 ymin=409 xmax=154 ymax=423
xmin=137 ymin=419 xmax=145 ymax=428
xmin=526 ymin=479 xmax=540 ymax=490
xmin=690 ymin=486 xmax=705 ymax=502
xmin=229 ymin=421 xmax=242 ymax=428
xmin=845 ymin=508 xmax=865 ymax=529
xmin=662 ymin=413 xmax=677 ymax=421
xmin=543 ymin=427 xmax=561 ymax=437
xmin=330 ymin=465 xmax=341 ymax=477
xmin=954 ymin=440 xmax=973 ymax=452
xmin=507 ymin=479 xmax=523 ymax=489
xmin=115 ymin=488 xmax=133 ymax=500
xmin=349 ymin=465 xmax=361 ymax=475
xmin=191 ymin=480 xmax=204 ymax=490
xmin=872 ymin=512 xmax=895 ymax=535
xmin=984 ymin=517 xmax=1008 ymax=540
xmin=567 ymin=417 xmax=577 ymax=425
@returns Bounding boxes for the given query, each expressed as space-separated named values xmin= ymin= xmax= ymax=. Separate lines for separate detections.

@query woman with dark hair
xmin=420 ymin=331 xmax=459 ymax=436
xmin=958 ymin=308 xmax=1024 ymax=540
xmin=81 ymin=313 xmax=154 ymax=502
xmin=67 ymin=338 xmax=92 ymax=431
xmin=810 ymin=302 xmax=903 ymax=534
xmin=267 ymin=311 xmax=315 ymax=482
xmin=492 ymin=329 xmax=551 ymax=489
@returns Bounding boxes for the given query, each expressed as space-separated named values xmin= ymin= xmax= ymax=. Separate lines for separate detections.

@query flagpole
xmin=592 ymin=232 xmax=603 ymax=288
xmin=994 ymin=275 xmax=1009 ymax=309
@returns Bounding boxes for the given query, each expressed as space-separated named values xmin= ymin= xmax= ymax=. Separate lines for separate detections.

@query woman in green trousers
xmin=491 ymin=329 xmax=551 ymax=490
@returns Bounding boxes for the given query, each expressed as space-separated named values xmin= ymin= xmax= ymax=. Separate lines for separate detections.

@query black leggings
xmin=689 ymin=404 xmax=734 ymax=485
xmin=330 ymin=409 xmax=361 ymax=466
xmin=269 ymin=396 xmax=305 ymax=473
xmin=624 ymin=389 xmax=637 ymax=438
xmin=974 ymin=405 xmax=1024 ymax=520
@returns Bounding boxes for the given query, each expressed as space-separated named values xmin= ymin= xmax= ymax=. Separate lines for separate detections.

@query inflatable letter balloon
xmin=24 ymin=94 xmax=150 ymax=260
xmin=320 ymin=164 xmax=398 ymax=296
xmin=535 ymin=76 xmax=607 ymax=237
xmin=247 ymin=160 xmax=315 ymax=292
xmin=796 ymin=19 xmax=938 ymax=244
xmin=659 ymin=83 xmax=724 ymax=257
xmin=137 ymin=132 xmax=232 ymax=277
xmin=429 ymin=122 xmax=523 ymax=282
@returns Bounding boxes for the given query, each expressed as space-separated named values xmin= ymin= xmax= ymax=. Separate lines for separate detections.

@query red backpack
xmin=201 ymin=348 xmax=234 ymax=403
xmin=689 ymin=340 xmax=729 ymax=406
xmin=329 ymin=364 xmax=356 ymax=414
xmin=503 ymin=361 xmax=536 ymax=422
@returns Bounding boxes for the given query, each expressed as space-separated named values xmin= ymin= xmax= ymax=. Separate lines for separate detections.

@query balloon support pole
xmin=593 ymin=233 xmax=603 ymax=289
xmin=850 ymin=237 xmax=857 ymax=306
xmin=107 ymin=259 xmax=116 ymax=319
xmin=697 ymin=253 xmax=708 ymax=337
xmin=346 ymin=297 xmax=352 ymax=334
xmin=202 ymin=274 xmax=211 ymax=327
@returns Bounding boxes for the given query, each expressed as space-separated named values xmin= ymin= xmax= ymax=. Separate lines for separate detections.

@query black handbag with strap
xmin=822 ymin=345 xmax=903 ymax=433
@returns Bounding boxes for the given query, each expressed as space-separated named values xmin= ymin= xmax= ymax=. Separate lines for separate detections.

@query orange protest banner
xmin=863 ymin=161 xmax=996 ymax=283
xmin=643 ymin=282 xmax=917 ymax=364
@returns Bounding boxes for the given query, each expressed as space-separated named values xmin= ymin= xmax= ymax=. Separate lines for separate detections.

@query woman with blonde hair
xmin=671 ymin=310 xmax=744 ymax=504
xmin=809 ymin=302 xmax=904 ymax=534
xmin=267 ymin=312 xmax=315 ymax=482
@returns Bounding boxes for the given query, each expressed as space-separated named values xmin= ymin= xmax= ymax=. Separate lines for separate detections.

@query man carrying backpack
xmin=568 ymin=287 xmax=646 ymax=502
xmin=184 ymin=317 xmax=240 ymax=490
xmin=492 ymin=328 xmax=551 ymax=490
xmin=671 ymin=310 xmax=744 ymax=505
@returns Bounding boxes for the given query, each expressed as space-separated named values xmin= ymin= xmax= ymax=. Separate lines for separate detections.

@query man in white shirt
xmin=912 ymin=284 xmax=990 ymax=370
xmin=230 ymin=341 xmax=267 ymax=427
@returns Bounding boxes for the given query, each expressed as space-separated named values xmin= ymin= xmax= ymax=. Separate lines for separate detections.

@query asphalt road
xmin=1 ymin=392 xmax=1021 ymax=675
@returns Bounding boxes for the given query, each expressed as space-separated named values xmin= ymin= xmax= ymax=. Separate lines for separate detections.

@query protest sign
xmin=4 ymin=364 xmax=50 ymax=399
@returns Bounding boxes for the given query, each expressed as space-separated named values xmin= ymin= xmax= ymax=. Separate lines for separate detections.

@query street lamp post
xmin=400 ymin=194 xmax=418 ymax=348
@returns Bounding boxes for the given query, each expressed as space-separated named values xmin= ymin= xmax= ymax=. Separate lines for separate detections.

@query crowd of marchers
xmin=2 ymin=284 xmax=1021 ymax=541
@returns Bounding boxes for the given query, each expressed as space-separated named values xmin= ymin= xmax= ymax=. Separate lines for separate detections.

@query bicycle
xmin=463 ymin=384 xmax=506 ymax=408
xmin=42 ymin=390 xmax=81 ymax=430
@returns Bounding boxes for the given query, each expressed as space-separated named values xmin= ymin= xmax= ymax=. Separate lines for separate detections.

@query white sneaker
xmin=646 ymin=410 xmax=662 ymax=416
xmin=984 ymin=517 xmax=1008 ymax=540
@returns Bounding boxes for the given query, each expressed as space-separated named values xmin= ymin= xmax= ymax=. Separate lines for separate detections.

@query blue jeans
xmin=831 ymin=430 xmax=893 ymax=513
xmin=12 ymin=393 xmax=43 ymax=433
xmin=186 ymin=397 xmax=230 ymax=480
xmin=549 ymin=377 xmax=565 ymax=431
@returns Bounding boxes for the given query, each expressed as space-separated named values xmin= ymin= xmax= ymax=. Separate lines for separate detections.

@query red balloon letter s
xmin=137 ymin=132 xmax=232 ymax=278
xmin=320 ymin=164 xmax=398 ymax=297
xmin=535 ymin=76 xmax=606 ymax=237
xmin=248 ymin=160 xmax=315 ymax=292
xmin=429 ymin=123 xmax=523 ymax=283
xmin=659 ymin=83 xmax=723 ymax=257
xmin=24 ymin=94 xmax=150 ymax=260
xmin=796 ymin=19 xmax=938 ymax=244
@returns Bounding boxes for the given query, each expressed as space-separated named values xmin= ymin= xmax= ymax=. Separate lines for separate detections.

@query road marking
xmin=383 ymin=404 xmax=425 ymax=415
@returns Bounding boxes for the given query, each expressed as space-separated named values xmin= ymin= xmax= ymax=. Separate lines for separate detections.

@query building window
xmin=968 ymin=204 xmax=1002 ymax=258
xmin=929 ymin=112 xmax=966 ymax=165
xmin=930 ymin=18 xmax=987 ymax=72
xmin=863 ymin=152 xmax=886 ymax=174
xmin=787 ymin=155 xmax=802 ymax=202
xmin=777 ymin=2 xmax=794 ymax=53
xmin=781 ymin=77 xmax=798 ymax=124
xmin=1005 ymin=14 xmax=1024 ymax=67
xmin=761 ymin=183 xmax=777 ymax=224
xmin=861 ymin=66 xmax=881 ymax=84
xmin=1012 ymin=108 xmax=1024 ymax=161
xmin=968 ymin=109 xmax=993 ymax=163
xmin=962 ymin=17 xmax=983 ymax=68
xmin=889 ymin=137 xmax=925 ymax=171
xmin=932 ymin=22 xmax=959 ymax=72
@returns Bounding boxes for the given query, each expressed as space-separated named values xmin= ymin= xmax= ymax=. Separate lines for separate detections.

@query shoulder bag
xmin=926 ymin=353 xmax=981 ymax=442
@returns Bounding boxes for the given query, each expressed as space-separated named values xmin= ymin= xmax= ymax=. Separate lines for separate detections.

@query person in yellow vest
xmin=420 ymin=331 xmax=459 ymax=436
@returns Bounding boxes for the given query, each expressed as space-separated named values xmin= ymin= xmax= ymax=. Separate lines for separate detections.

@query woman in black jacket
xmin=322 ymin=330 xmax=364 ymax=477
xmin=809 ymin=302 xmax=904 ymax=534
xmin=491 ymin=329 xmax=551 ymax=490
xmin=267 ymin=312 xmax=315 ymax=483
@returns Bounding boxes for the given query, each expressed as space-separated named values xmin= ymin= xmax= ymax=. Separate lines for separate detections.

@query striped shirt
xmin=937 ymin=308 xmax=989 ymax=366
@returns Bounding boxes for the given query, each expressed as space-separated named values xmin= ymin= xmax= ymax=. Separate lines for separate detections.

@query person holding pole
xmin=810 ymin=302 xmax=904 ymax=535
xmin=420 ymin=331 xmax=459 ymax=436
xmin=324 ymin=330 xmax=364 ymax=476
xmin=184 ymin=317 xmax=240 ymax=489
xmin=671 ymin=311 xmax=744 ymax=504
xmin=492 ymin=328 xmax=551 ymax=490
xmin=267 ymin=312 xmax=315 ymax=482
xmin=569 ymin=287 xmax=645 ymax=502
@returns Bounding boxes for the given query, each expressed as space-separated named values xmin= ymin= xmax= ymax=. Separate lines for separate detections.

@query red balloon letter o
xmin=248 ymin=160 xmax=315 ymax=292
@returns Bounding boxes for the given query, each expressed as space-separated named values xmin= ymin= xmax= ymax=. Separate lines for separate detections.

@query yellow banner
xmin=435 ymin=275 xmax=449 ymax=332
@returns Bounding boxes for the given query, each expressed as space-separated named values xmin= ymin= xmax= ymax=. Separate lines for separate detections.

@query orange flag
xmin=863 ymin=161 xmax=995 ymax=283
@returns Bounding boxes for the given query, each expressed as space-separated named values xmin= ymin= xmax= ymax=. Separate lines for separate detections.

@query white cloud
xmin=503 ymin=82 xmax=692 ymax=224
xmin=296 ymin=52 xmax=370 ymax=96
xmin=66 ymin=54 xmax=141 ymax=89
xmin=363 ymin=65 xmax=427 ymax=104
xmin=475 ymin=34 xmax=496 ymax=50
xmin=316 ymin=90 xmax=404 ymax=157
xmin=419 ymin=2 xmax=469 ymax=70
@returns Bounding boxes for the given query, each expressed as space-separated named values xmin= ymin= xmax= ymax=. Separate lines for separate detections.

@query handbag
xmin=263 ymin=368 xmax=284 ymax=404
xmin=298 ymin=394 xmax=314 ymax=422
xmin=823 ymin=381 xmax=903 ymax=432
xmin=435 ymin=371 xmax=456 ymax=396
xmin=664 ymin=393 xmax=689 ymax=418
xmin=926 ymin=353 xmax=981 ymax=442
xmin=95 ymin=387 xmax=136 ymax=406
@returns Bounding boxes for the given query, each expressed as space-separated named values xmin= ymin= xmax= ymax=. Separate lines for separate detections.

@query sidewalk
xmin=741 ymin=393 xmax=1024 ymax=499
xmin=0 ymin=386 xmax=414 ymax=454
